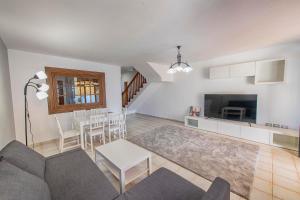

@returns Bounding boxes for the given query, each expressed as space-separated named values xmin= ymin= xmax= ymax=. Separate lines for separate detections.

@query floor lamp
xmin=24 ymin=71 xmax=49 ymax=146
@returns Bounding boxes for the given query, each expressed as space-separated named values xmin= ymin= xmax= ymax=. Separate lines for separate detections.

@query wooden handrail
xmin=122 ymin=72 xmax=146 ymax=107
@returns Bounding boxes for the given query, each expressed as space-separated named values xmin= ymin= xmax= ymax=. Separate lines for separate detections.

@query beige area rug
xmin=128 ymin=125 xmax=259 ymax=199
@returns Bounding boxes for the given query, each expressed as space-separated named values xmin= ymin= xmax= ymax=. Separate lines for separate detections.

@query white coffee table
xmin=95 ymin=139 xmax=152 ymax=193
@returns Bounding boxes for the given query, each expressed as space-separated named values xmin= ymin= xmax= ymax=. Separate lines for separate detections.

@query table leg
xmin=147 ymin=156 xmax=152 ymax=176
xmin=80 ymin=124 xmax=85 ymax=149
xmin=119 ymin=170 xmax=125 ymax=194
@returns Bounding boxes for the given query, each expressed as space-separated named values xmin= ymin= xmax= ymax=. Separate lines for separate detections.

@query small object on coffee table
xmin=95 ymin=139 xmax=151 ymax=194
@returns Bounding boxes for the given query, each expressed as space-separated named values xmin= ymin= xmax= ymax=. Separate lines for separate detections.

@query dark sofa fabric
xmin=0 ymin=140 xmax=46 ymax=179
xmin=117 ymin=167 xmax=205 ymax=200
xmin=201 ymin=177 xmax=230 ymax=200
xmin=45 ymin=149 xmax=119 ymax=200
xmin=0 ymin=160 xmax=51 ymax=200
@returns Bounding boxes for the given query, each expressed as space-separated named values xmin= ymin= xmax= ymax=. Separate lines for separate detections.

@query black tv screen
xmin=204 ymin=94 xmax=257 ymax=123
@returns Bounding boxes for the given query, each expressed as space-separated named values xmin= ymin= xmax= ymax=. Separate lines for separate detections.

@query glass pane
xmin=55 ymin=75 xmax=101 ymax=106
xmin=95 ymin=86 xmax=100 ymax=95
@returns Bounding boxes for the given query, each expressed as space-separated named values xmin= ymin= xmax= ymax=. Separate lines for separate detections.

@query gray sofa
xmin=0 ymin=140 xmax=230 ymax=200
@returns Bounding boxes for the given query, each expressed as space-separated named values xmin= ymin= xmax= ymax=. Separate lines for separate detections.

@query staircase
xmin=122 ymin=72 xmax=147 ymax=107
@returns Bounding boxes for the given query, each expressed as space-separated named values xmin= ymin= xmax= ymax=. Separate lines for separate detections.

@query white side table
xmin=95 ymin=139 xmax=152 ymax=193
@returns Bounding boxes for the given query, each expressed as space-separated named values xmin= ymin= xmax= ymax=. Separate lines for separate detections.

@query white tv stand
xmin=184 ymin=116 xmax=299 ymax=151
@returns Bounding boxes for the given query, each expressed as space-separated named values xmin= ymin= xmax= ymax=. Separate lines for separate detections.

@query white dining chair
xmin=108 ymin=113 xmax=122 ymax=142
xmin=90 ymin=108 xmax=109 ymax=121
xmin=73 ymin=110 xmax=87 ymax=129
xmin=55 ymin=115 xmax=81 ymax=152
xmin=85 ymin=115 xmax=106 ymax=157
xmin=120 ymin=109 xmax=127 ymax=138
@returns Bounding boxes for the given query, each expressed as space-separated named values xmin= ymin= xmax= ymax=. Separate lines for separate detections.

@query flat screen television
xmin=204 ymin=94 xmax=257 ymax=123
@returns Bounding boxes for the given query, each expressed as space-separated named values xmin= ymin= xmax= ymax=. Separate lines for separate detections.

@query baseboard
xmin=135 ymin=112 xmax=184 ymax=123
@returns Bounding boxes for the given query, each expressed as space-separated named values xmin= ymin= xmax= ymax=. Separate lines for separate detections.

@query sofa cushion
xmin=0 ymin=160 xmax=51 ymax=200
xmin=0 ymin=140 xmax=46 ymax=179
xmin=45 ymin=149 xmax=119 ymax=200
xmin=117 ymin=167 xmax=205 ymax=200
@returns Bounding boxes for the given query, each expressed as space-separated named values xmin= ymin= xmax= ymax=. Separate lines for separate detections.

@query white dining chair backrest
xmin=90 ymin=115 xmax=106 ymax=131
xmin=122 ymin=108 xmax=127 ymax=121
xmin=54 ymin=115 xmax=64 ymax=137
xmin=108 ymin=113 xmax=121 ymax=126
xmin=90 ymin=108 xmax=108 ymax=117
xmin=73 ymin=110 xmax=87 ymax=120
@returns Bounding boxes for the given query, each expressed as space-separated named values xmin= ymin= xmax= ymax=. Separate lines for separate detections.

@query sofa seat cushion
xmin=45 ymin=149 xmax=119 ymax=200
xmin=0 ymin=160 xmax=51 ymax=200
xmin=0 ymin=140 xmax=46 ymax=179
xmin=118 ymin=167 xmax=205 ymax=200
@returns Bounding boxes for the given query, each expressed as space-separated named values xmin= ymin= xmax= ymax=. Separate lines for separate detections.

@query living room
xmin=1 ymin=1 xmax=300 ymax=200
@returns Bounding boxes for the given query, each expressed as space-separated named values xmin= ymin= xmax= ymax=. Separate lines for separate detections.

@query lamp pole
xmin=23 ymin=71 xmax=48 ymax=147
xmin=24 ymin=78 xmax=35 ymax=146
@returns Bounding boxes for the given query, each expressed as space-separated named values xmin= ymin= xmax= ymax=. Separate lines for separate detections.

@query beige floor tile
xmin=152 ymin=155 xmax=168 ymax=166
xmin=230 ymin=192 xmax=242 ymax=200
xmin=249 ymin=188 xmax=272 ymax=200
xmin=256 ymin=161 xmax=273 ymax=172
xmin=255 ymin=169 xmax=273 ymax=182
xmin=190 ymin=175 xmax=211 ymax=191
xmin=273 ymin=185 xmax=300 ymax=200
xmin=273 ymin=160 xmax=295 ymax=169
xmin=273 ymin=175 xmax=300 ymax=193
xmin=253 ymin=177 xmax=272 ymax=194
xmin=273 ymin=166 xmax=300 ymax=182
xmin=257 ymin=156 xmax=273 ymax=165
xmin=176 ymin=166 xmax=196 ymax=181
xmin=163 ymin=160 xmax=180 ymax=173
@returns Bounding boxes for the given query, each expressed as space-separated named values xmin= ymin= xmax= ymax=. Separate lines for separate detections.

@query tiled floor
xmin=35 ymin=114 xmax=300 ymax=200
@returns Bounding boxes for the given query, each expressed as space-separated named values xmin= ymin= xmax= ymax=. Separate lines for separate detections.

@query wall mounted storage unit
xmin=209 ymin=59 xmax=286 ymax=84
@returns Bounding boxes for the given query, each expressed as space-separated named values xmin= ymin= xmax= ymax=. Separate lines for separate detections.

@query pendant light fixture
xmin=168 ymin=46 xmax=192 ymax=74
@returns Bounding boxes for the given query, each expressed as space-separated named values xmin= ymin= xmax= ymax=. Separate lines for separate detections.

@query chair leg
xmin=103 ymin=133 xmax=106 ymax=144
xmin=109 ymin=131 xmax=111 ymax=143
xmin=60 ymin=137 xmax=64 ymax=153
xmin=91 ymin=135 xmax=94 ymax=155
xmin=58 ymin=137 xmax=62 ymax=152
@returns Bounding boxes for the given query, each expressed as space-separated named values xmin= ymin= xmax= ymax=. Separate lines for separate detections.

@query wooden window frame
xmin=45 ymin=67 xmax=106 ymax=114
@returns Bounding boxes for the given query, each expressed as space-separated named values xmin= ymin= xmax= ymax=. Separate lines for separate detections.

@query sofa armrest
xmin=201 ymin=177 xmax=230 ymax=200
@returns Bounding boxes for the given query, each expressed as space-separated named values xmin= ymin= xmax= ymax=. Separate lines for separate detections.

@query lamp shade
xmin=36 ymin=91 xmax=48 ymax=100
xmin=182 ymin=66 xmax=193 ymax=73
xmin=167 ymin=68 xmax=176 ymax=74
xmin=35 ymin=71 xmax=47 ymax=80
xmin=38 ymin=83 xmax=49 ymax=92
xmin=173 ymin=64 xmax=183 ymax=72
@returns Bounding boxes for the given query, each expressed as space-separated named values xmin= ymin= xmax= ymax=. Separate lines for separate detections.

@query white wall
xmin=8 ymin=50 xmax=121 ymax=144
xmin=0 ymin=38 xmax=15 ymax=149
xmin=134 ymin=43 xmax=300 ymax=129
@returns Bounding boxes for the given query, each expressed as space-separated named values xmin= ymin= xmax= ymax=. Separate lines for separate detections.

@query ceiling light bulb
xmin=174 ymin=64 xmax=183 ymax=72
xmin=167 ymin=68 xmax=176 ymax=74
xmin=183 ymin=66 xmax=193 ymax=73
xmin=38 ymin=83 xmax=49 ymax=92
xmin=36 ymin=91 xmax=48 ymax=100
xmin=35 ymin=71 xmax=47 ymax=80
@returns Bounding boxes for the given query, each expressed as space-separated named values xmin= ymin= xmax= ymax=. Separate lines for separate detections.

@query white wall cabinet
xmin=209 ymin=59 xmax=286 ymax=85
xmin=229 ymin=62 xmax=255 ymax=77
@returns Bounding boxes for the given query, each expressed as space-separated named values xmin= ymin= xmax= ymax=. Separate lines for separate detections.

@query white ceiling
xmin=1 ymin=0 xmax=300 ymax=67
